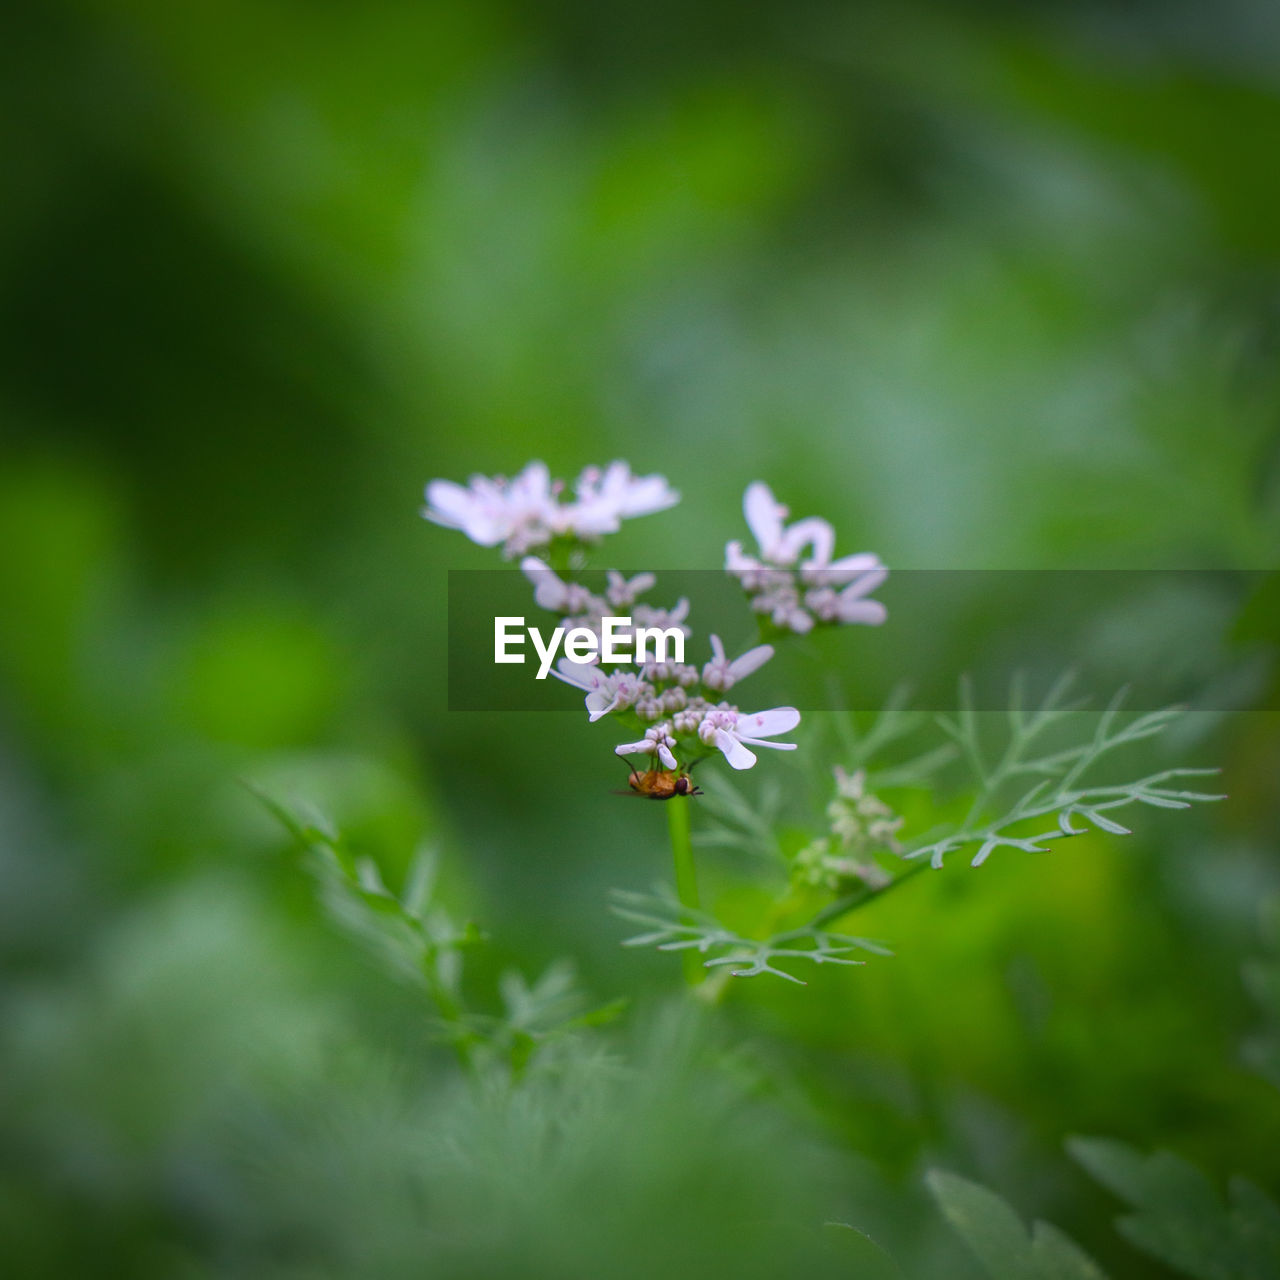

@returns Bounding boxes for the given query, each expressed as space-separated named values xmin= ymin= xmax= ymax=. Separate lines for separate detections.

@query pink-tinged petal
xmin=552 ymin=659 xmax=605 ymax=692
xmin=422 ymin=480 xmax=472 ymax=526
xmin=837 ymin=598 xmax=887 ymax=626
xmin=708 ymin=634 xmax=727 ymax=665
xmin=712 ymin=728 xmax=757 ymax=770
xmin=573 ymin=464 xmax=602 ymax=497
xmin=657 ymin=742 xmax=678 ymax=770
xmin=738 ymin=707 xmax=801 ymax=738
xmin=511 ymin=460 xmax=551 ymax=504
xmin=596 ymin=460 xmax=631 ymax=497
xmin=467 ymin=474 xmax=505 ymax=504
xmin=615 ymin=740 xmax=649 ymax=756
xmin=743 ymin=482 xmax=785 ymax=558
xmin=801 ymin=552 xmax=884 ymax=586
xmin=618 ymin=473 xmax=680 ymax=517
xmin=423 ymin=481 xmax=502 ymax=544
xmin=725 ymin=540 xmax=764 ymax=575
xmin=522 ymin=559 xmax=573 ymax=612
xmin=604 ymin=570 xmax=632 ymax=607
xmin=777 ymin=516 xmax=834 ymax=567
xmin=840 ymin=567 xmax=888 ymax=599
xmin=737 ymin=735 xmax=797 ymax=752
xmin=827 ymin=552 xmax=882 ymax=574
xmin=585 ymin=691 xmax=621 ymax=721
xmin=565 ymin=498 xmax=622 ymax=538
xmin=727 ymin=643 xmax=773 ymax=681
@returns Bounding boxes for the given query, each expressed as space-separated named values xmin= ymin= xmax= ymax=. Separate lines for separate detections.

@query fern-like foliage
xmin=610 ymin=887 xmax=891 ymax=985
xmin=251 ymin=785 xmax=622 ymax=1074
xmin=910 ymin=675 xmax=1225 ymax=868
xmin=829 ymin=683 xmax=961 ymax=790
xmin=690 ymin=771 xmax=788 ymax=862
xmin=614 ymin=675 xmax=1222 ymax=984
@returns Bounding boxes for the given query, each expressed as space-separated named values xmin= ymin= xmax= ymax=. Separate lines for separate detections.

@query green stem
xmin=704 ymin=860 xmax=935 ymax=1008
xmin=666 ymin=797 xmax=703 ymax=986
xmin=423 ymin=958 xmax=476 ymax=1075
xmin=807 ymin=859 xmax=932 ymax=932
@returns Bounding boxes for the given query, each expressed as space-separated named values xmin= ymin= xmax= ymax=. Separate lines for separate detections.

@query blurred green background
xmin=3 ymin=1 xmax=1280 ymax=1276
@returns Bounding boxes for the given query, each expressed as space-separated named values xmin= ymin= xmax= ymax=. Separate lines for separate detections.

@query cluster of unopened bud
xmin=792 ymin=768 xmax=903 ymax=892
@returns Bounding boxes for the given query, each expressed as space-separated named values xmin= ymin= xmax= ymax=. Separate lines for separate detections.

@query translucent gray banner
xmin=446 ymin=569 xmax=1279 ymax=712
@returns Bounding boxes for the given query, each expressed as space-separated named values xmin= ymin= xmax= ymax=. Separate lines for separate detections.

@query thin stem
xmin=807 ymin=860 xmax=933 ymax=932
xmin=423 ymin=961 xmax=476 ymax=1075
xmin=702 ymin=861 xmax=934 ymax=1009
xmin=667 ymin=797 xmax=703 ymax=986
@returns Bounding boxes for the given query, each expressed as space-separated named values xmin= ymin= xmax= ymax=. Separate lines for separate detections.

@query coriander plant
xmin=422 ymin=461 xmax=1225 ymax=990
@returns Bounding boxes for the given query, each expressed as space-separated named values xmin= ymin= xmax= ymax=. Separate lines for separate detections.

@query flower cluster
xmin=726 ymin=482 xmax=887 ymax=634
xmin=424 ymin=464 xmax=889 ymax=779
xmin=423 ymin=461 xmax=679 ymax=558
xmin=551 ymin=635 xmax=798 ymax=772
xmin=520 ymin=561 xmax=692 ymax=656
xmin=792 ymin=767 xmax=903 ymax=891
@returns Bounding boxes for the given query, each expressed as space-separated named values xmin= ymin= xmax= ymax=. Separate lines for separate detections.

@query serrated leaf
xmin=928 ymin=1169 xmax=1108 ymax=1280
xmin=1069 ymin=1136 xmax=1280 ymax=1280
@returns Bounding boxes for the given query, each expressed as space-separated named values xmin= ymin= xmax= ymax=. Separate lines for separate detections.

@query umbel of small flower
xmin=513 ymin=509 xmax=802 ymax=771
xmin=726 ymin=481 xmax=888 ymax=634
xmin=550 ymin=646 xmax=800 ymax=772
xmin=793 ymin=767 xmax=904 ymax=892
xmin=423 ymin=460 xmax=679 ymax=558
xmin=423 ymin=464 xmax=888 ymax=779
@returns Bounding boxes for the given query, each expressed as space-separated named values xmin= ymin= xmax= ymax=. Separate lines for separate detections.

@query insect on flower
xmin=624 ymin=767 xmax=702 ymax=800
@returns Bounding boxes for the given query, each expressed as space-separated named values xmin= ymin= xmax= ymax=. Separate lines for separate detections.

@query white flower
xmin=605 ymin=570 xmax=656 ymax=609
xmin=799 ymin=545 xmax=887 ymax=625
xmin=798 ymin=550 xmax=883 ymax=589
xmin=724 ymin=540 xmax=769 ymax=590
xmin=805 ymin=579 xmax=887 ymax=626
xmin=833 ymin=573 xmax=888 ymax=625
xmin=696 ymin=703 xmax=801 ymax=770
xmin=425 ymin=460 xmax=679 ymax=557
xmin=553 ymin=660 xmax=648 ymax=721
xmin=424 ymin=461 xmax=556 ymax=555
xmin=749 ymin=583 xmax=813 ymax=634
xmin=701 ymin=634 xmax=774 ymax=693
xmin=521 ymin=558 xmax=601 ymax=614
xmin=615 ymin=724 xmax=678 ymax=770
xmin=741 ymin=481 xmax=834 ymax=567
xmin=568 ymin=463 xmax=679 ymax=539
xmin=575 ymin=462 xmax=679 ymax=528
xmin=726 ymin=481 xmax=887 ymax=632
xmin=632 ymin=598 xmax=691 ymax=639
